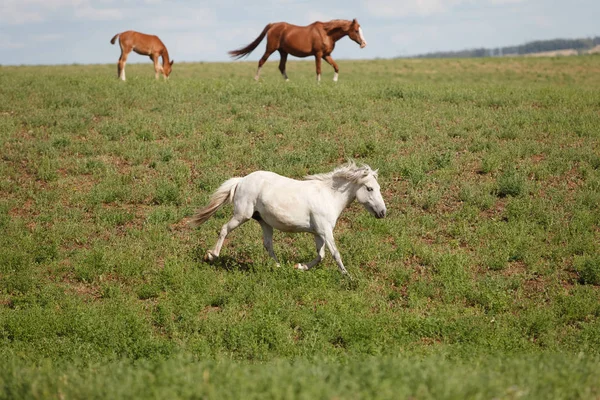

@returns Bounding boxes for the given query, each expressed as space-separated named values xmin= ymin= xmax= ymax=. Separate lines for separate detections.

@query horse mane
xmin=321 ymin=19 xmax=351 ymax=33
xmin=305 ymin=161 xmax=378 ymax=186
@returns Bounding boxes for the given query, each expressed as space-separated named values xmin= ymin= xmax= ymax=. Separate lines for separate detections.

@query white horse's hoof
xmin=294 ymin=263 xmax=308 ymax=271
xmin=204 ymin=251 xmax=217 ymax=262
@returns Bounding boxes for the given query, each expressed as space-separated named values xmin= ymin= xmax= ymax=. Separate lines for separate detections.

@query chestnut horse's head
xmin=348 ymin=19 xmax=367 ymax=49
xmin=163 ymin=59 xmax=174 ymax=78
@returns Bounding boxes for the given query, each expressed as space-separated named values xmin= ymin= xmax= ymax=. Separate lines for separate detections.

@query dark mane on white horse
xmin=304 ymin=161 xmax=378 ymax=184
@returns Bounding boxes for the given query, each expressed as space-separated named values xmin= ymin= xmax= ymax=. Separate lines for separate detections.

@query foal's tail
xmin=110 ymin=33 xmax=120 ymax=45
xmin=228 ymin=24 xmax=272 ymax=59
xmin=189 ymin=177 xmax=243 ymax=227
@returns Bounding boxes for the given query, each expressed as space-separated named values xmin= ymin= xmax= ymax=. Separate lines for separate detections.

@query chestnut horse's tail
xmin=228 ymin=24 xmax=272 ymax=59
xmin=189 ymin=177 xmax=242 ymax=228
xmin=110 ymin=33 xmax=120 ymax=45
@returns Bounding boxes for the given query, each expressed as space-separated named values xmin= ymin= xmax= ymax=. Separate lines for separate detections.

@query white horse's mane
xmin=304 ymin=161 xmax=378 ymax=185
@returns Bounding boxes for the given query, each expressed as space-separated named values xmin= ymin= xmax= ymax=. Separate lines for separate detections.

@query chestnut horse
xmin=110 ymin=31 xmax=173 ymax=81
xmin=229 ymin=19 xmax=367 ymax=82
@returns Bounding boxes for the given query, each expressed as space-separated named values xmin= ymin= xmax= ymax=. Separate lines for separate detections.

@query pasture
xmin=1 ymin=56 xmax=600 ymax=399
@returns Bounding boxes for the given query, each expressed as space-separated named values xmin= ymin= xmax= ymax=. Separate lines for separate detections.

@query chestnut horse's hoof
xmin=294 ymin=263 xmax=308 ymax=271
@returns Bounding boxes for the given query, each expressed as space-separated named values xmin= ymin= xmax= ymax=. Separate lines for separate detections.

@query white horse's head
xmin=354 ymin=167 xmax=386 ymax=219
xmin=305 ymin=161 xmax=387 ymax=219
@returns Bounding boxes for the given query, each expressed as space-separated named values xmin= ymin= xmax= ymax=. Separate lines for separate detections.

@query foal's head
xmin=347 ymin=19 xmax=367 ymax=49
xmin=163 ymin=60 xmax=174 ymax=78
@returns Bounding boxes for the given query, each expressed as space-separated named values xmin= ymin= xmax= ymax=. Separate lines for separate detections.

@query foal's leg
xmin=118 ymin=49 xmax=130 ymax=81
xmin=259 ymin=221 xmax=280 ymax=266
xmin=278 ymin=51 xmax=289 ymax=81
xmin=205 ymin=216 xmax=249 ymax=262
xmin=314 ymin=53 xmax=323 ymax=83
xmin=323 ymin=55 xmax=339 ymax=82
xmin=151 ymin=54 xmax=161 ymax=80
xmin=294 ymin=235 xmax=325 ymax=271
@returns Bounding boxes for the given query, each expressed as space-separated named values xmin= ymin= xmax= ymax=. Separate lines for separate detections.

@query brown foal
xmin=110 ymin=31 xmax=173 ymax=80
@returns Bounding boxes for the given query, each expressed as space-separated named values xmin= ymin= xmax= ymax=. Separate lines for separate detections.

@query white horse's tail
xmin=189 ymin=177 xmax=242 ymax=227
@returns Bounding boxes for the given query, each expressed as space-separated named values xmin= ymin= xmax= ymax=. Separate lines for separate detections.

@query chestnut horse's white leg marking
xmin=255 ymin=66 xmax=262 ymax=81
xmin=120 ymin=63 xmax=126 ymax=81
xmin=333 ymin=72 xmax=338 ymax=82
xmin=317 ymin=73 xmax=321 ymax=83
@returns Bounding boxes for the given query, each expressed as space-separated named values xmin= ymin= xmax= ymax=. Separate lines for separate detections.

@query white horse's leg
xmin=206 ymin=216 xmax=248 ymax=261
xmin=259 ymin=221 xmax=280 ymax=266
xmin=295 ymin=235 xmax=325 ymax=271
xmin=323 ymin=231 xmax=350 ymax=276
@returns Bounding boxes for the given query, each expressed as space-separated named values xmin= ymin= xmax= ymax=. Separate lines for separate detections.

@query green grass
xmin=1 ymin=56 xmax=600 ymax=398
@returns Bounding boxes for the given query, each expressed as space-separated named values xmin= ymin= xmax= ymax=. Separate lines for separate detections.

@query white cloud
xmin=0 ymin=0 xmax=121 ymax=24
xmin=220 ymin=27 xmax=263 ymax=42
xmin=11 ymin=0 xmax=84 ymax=7
xmin=168 ymin=32 xmax=218 ymax=60
xmin=32 ymin=33 xmax=64 ymax=42
xmin=0 ymin=35 xmax=25 ymax=49
xmin=490 ymin=0 xmax=525 ymax=4
xmin=0 ymin=1 xmax=44 ymax=25
xmin=0 ymin=10 xmax=43 ymax=25
xmin=74 ymin=5 xmax=123 ymax=20
xmin=531 ymin=15 xmax=552 ymax=28
xmin=389 ymin=25 xmax=442 ymax=48
xmin=364 ymin=0 xmax=465 ymax=18
xmin=148 ymin=8 xmax=217 ymax=30
xmin=363 ymin=0 xmax=528 ymax=18
xmin=306 ymin=11 xmax=334 ymax=22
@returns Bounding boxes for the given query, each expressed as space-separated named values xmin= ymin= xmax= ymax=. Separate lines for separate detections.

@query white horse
xmin=189 ymin=162 xmax=387 ymax=276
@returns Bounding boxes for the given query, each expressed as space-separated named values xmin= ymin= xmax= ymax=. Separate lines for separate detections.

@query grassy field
xmin=1 ymin=56 xmax=600 ymax=399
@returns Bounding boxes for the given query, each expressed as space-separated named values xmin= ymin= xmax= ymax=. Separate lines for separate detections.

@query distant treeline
xmin=408 ymin=37 xmax=600 ymax=58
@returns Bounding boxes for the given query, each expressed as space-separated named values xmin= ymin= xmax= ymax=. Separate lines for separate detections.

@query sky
xmin=1 ymin=0 xmax=598 ymax=66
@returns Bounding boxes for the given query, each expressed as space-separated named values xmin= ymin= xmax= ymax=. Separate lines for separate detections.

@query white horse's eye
xmin=366 ymin=186 xmax=373 ymax=192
